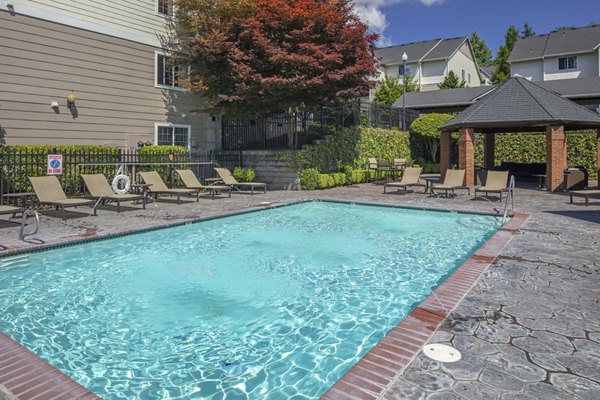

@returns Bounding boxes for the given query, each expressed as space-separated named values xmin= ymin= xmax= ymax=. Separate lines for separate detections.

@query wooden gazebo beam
xmin=458 ymin=128 xmax=475 ymax=187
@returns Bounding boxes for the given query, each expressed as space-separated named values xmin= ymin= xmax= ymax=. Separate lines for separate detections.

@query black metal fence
xmin=0 ymin=148 xmax=242 ymax=199
xmin=222 ymin=101 xmax=405 ymax=150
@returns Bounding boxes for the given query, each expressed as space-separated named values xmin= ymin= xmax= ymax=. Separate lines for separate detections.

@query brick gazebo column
xmin=440 ymin=131 xmax=451 ymax=178
xmin=483 ymin=134 xmax=495 ymax=170
xmin=546 ymin=125 xmax=567 ymax=191
xmin=458 ymin=128 xmax=475 ymax=187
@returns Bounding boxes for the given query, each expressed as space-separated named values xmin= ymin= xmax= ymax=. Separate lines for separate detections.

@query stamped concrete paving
xmin=0 ymin=181 xmax=599 ymax=399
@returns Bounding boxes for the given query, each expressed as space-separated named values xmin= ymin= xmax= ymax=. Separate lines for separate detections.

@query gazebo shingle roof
xmin=440 ymin=77 xmax=600 ymax=133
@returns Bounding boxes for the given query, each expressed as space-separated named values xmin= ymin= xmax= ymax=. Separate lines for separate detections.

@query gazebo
xmin=439 ymin=77 xmax=600 ymax=191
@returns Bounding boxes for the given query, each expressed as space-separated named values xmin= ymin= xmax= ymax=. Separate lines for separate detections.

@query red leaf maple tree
xmin=176 ymin=0 xmax=378 ymax=115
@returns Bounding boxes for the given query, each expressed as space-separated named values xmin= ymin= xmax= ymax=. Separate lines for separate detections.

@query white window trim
xmin=154 ymin=50 xmax=190 ymax=91
xmin=156 ymin=0 xmax=174 ymax=19
xmin=154 ymin=123 xmax=192 ymax=149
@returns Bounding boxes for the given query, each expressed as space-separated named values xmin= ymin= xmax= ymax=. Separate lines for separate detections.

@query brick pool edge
xmin=320 ymin=212 xmax=530 ymax=400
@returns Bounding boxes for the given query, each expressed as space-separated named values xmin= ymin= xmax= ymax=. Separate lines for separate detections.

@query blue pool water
xmin=0 ymin=201 xmax=501 ymax=399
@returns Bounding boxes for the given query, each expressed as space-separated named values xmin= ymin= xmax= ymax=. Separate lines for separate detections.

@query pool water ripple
xmin=0 ymin=202 xmax=501 ymax=399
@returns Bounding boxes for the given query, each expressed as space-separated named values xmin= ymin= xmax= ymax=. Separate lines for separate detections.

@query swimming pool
xmin=0 ymin=201 xmax=501 ymax=399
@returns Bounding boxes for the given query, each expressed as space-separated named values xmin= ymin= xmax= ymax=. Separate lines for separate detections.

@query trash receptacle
xmin=564 ymin=166 xmax=588 ymax=190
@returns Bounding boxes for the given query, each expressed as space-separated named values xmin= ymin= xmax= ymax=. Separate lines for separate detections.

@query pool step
xmin=0 ymin=254 xmax=29 ymax=271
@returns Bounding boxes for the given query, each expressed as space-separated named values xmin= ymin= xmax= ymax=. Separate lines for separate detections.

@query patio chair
xmin=474 ymin=170 xmax=509 ymax=200
xmin=214 ymin=168 xmax=267 ymax=194
xmin=175 ymin=169 xmax=231 ymax=199
xmin=430 ymin=169 xmax=470 ymax=197
xmin=569 ymin=188 xmax=600 ymax=206
xmin=367 ymin=158 xmax=378 ymax=182
xmin=81 ymin=174 xmax=146 ymax=213
xmin=383 ymin=167 xmax=426 ymax=194
xmin=138 ymin=171 xmax=197 ymax=203
xmin=0 ymin=205 xmax=23 ymax=219
xmin=29 ymin=176 xmax=96 ymax=220
xmin=376 ymin=159 xmax=392 ymax=183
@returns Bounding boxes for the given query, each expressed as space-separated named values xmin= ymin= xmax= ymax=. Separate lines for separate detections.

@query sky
xmin=352 ymin=0 xmax=600 ymax=54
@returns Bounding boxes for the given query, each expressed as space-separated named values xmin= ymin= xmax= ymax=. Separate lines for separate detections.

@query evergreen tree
xmin=438 ymin=70 xmax=467 ymax=89
xmin=521 ymin=22 xmax=535 ymax=38
xmin=491 ymin=25 xmax=519 ymax=84
xmin=374 ymin=74 xmax=419 ymax=105
xmin=374 ymin=76 xmax=403 ymax=105
xmin=470 ymin=32 xmax=492 ymax=67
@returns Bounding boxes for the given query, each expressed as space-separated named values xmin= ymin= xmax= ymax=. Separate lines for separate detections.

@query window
xmin=461 ymin=69 xmax=465 ymax=81
xmin=398 ymin=65 xmax=412 ymax=76
xmin=155 ymin=124 xmax=191 ymax=148
xmin=468 ymin=73 xmax=471 ymax=85
xmin=157 ymin=0 xmax=173 ymax=17
xmin=156 ymin=52 xmax=188 ymax=89
xmin=558 ymin=56 xmax=578 ymax=70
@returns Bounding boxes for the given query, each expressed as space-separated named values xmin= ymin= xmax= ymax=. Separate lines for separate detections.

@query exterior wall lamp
xmin=66 ymin=91 xmax=76 ymax=108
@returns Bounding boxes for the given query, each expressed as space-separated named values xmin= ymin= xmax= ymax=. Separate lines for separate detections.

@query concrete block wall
xmin=241 ymin=150 xmax=300 ymax=190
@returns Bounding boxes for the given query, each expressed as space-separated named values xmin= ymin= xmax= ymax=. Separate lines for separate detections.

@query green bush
xmin=473 ymin=131 xmax=597 ymax=179
xmin=287 ymin=126 xmax=411 ymax=173
xmin=0 ymin=144 xmax=119 ymax=195
xmin=318 ymin=174 xmax=335 ymax=189
xmin=233 ymin=167 xmax=256 ymax=182
xmin=409 ymin=113 xmax=454 ymax=163
xmin=300 ymin=168 xmax=320 ymax=190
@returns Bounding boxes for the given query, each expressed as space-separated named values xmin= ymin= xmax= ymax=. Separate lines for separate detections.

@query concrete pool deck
xmin=0 ymin=181 xmax=598 ymax=399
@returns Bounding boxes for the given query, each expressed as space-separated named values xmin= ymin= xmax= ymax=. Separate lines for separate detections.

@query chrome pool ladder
xmin=19 ymin=209 xmax=41 ymax=242
xmin=501 ymin=175 xmax=515 ymax=224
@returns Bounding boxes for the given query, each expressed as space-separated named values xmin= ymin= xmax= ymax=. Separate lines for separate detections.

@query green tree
xmin=402 ymin=74 xmax=419 ymax=94
xmin=470 ymin=32 xmax=493 ymax=67
xmin=374 ymin=76 xmax=403 ymax=105
xmin=438 ymin=70 xmax=467 ymax=89
xmin=491 ymin=25 xmax=519 ymax=84
xmin=521 ymin=22 xmax=535 ymax=38
xmin=409 ymin=113 xmax=454 ymax=163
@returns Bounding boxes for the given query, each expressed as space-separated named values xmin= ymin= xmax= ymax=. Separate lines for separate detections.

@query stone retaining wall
xmin=241 ymin=150 xmax=300 ymax=190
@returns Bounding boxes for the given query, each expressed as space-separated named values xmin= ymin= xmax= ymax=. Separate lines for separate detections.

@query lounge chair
xmin=383 ymin=167 xmax=426 ymax=194
xmin=570 ymin=189 xmax=600 ymax=206
xmin=138 ymin=171 xmax=197 ymax=203
xmin=474 ymin=170 xmax=509 ymax=200
xmin=81 ymin=174 xmax=146 ymax=213
xmin=214 ymin=168 xmax=267 ymax=194
xmin=0 ymin=205 xmax=23 ymax=219
xmin=29 ymin=176 xmax=96 ymax=220
xmin=175 ymin=169 xmax=231 ymax=199
xmin=430 ymin=169 xmax=470 ymax=197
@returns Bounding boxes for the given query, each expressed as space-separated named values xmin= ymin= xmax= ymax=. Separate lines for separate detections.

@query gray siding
xmin=0 ymin=11 xmax=218 ymax=150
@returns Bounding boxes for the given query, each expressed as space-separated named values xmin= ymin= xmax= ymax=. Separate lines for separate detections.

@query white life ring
xmin=111 ymin=174 xmax=131 ymax=194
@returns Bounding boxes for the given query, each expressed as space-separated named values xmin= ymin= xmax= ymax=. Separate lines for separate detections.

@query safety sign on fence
xmin=47 ymin=154 xmax=63 ymax=175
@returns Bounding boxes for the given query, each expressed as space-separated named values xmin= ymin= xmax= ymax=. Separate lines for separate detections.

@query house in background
xmin=0 ymin=0 xmax=220 ymax=150
xmin=374 ymin=37 xmax=484 ymax=91
xmin=509 ymin=24 xmax=600 ymax=82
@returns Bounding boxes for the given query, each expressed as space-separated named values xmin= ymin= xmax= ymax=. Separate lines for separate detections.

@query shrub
xmin=0 ymin=144 xmax=119 ymax=195
xmin=409 ymin=113 xmax=454 ymax=163
xmin=233 ymin=167 xmax=256 ymax=182
xmin=318 ymin=174 xmax=335 ymax=189
xmin=300 ymin=168 xmax=320 ymax=190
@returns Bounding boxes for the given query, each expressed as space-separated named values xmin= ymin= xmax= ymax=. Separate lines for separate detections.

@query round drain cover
xmin=422 ymin=343 xmax=462 ymax=362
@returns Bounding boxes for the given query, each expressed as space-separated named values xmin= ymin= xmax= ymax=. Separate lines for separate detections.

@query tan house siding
xmin=511 ymin=60 xmax=544 ymax=81
xmin=5 ymin=0 xmax=169 ymax=45
xmin=0 ymin=11 xmax=218 ymax=150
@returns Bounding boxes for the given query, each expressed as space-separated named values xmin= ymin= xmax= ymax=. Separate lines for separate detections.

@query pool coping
xmin=320 ymin=211 xmax=530 ymax=400
xmin=0 ymin=199 xmax=528 ymax=399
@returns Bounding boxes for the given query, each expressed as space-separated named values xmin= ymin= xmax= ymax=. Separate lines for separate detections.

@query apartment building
xmin=375 ymin=37 xmax=484 ymax=91
xmin=0 ymin=0 xmax=219 ymax=150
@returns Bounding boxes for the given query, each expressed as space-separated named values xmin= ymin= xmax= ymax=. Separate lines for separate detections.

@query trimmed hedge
xmin=0 ymin=144 xmax=119 ymax=194
xmin=300 ymin=167 xmax=377 ymax=190
xmin=473 ymin=131 xmax=598 ymax=178
xmin=289 ymin=126 xmax=411 ymax=172
xmin=138 ymin=145 xmax=190 ymax=184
